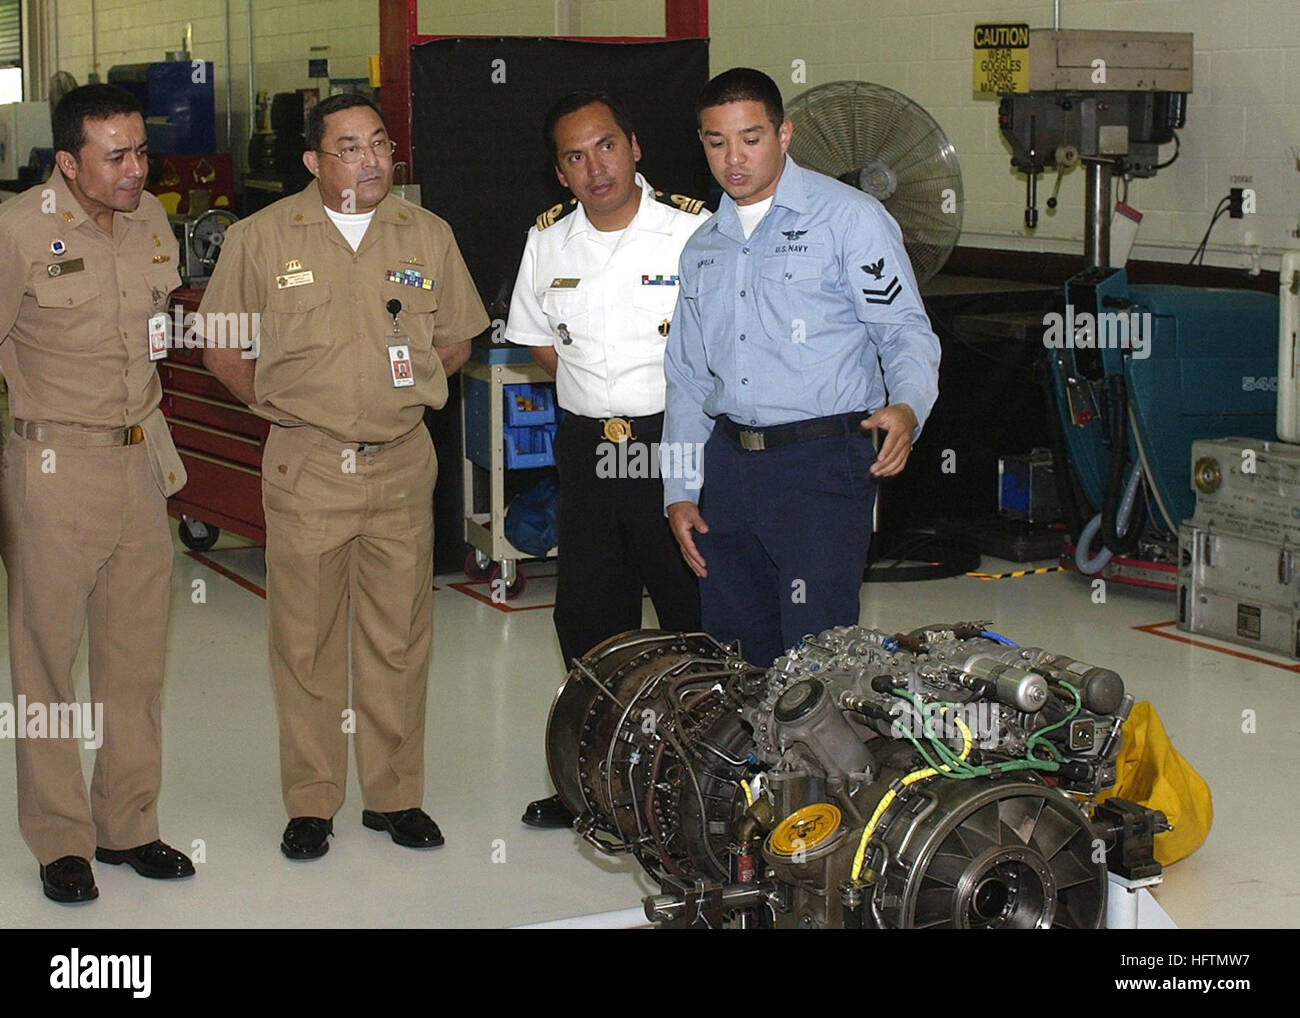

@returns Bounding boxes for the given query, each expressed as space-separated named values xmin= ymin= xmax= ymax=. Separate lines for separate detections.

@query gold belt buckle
xmin=739 ymin=429 xmax=766 ymax=451
xmin=124 ymin=425 xmax=145 ymax=446
xmin=602 ymin=418 xmax=633 ymax=443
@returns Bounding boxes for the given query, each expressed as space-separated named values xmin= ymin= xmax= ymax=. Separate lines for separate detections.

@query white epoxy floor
xmin=0 ymin=529 xmax=1296 ymax=929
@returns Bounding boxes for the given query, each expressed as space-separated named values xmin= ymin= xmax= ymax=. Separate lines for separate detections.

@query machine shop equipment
xmin=546 ymin=623 xmax=1166 ymax=929
xmin=170 ymin=208 xmax=239 ymax=287
xmin=990 ymin=28 xmax=1280 ymax=580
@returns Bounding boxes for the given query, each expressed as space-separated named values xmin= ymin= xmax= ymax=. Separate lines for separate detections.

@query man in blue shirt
xmin=662 ymin=67 xmax=941 ymax=666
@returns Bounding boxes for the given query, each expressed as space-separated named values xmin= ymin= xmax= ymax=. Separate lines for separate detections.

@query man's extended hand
xmin=861 ymin=403 xmax=918 ymax=478
xmin=667 ymin=501 xmax=709 ymax=578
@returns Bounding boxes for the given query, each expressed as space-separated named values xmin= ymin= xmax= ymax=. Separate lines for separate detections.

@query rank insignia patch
xmin=861 ymin=276 xmax=901 ymax=305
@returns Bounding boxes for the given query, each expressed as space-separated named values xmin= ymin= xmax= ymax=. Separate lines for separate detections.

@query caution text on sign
xmin=973 ymin=22 xmax=1029 ymax=94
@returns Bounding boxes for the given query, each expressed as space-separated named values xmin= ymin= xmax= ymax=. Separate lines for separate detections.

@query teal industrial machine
xmin=992 ymin=25 xmax=1279 ymax=578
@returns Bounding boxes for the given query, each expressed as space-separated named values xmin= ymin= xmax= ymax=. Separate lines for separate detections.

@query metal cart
xmin=460 ymin=343 xmax=559 ymax=597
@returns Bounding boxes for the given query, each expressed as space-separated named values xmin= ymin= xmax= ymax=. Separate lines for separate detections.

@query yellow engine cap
xmin=768 ymin=803 xmax=843 ymax=857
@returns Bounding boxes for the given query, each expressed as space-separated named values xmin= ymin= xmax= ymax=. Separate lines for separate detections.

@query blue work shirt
xmin=662 ymin=156 xmax=941 ymax=506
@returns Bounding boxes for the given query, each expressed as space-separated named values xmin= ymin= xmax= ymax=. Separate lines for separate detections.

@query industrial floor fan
xmin=787 ymin=80 xmax=963 ymax=284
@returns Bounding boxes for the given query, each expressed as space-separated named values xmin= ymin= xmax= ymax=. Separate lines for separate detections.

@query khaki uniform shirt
xmin=0 ymin=170 xmax=181 ymax=427
xmin=198 ymin=181 xmax=489 ymax=444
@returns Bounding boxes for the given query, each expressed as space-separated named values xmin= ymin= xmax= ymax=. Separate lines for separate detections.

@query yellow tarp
xmin=1097 ymin=701 xmax=1213 ymax=865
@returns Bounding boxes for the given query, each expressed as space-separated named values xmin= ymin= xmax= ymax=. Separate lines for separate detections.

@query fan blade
xmin=999 ymin=794 xmax=1045 ymax=845
xmin=1028 ymin=803 xmax=1082 ymax=860
xmin=955 ymin=801 xmax=1003 ymax=854
xmin=1048 ymin=844 xmax=1097 ymax=890
xmin=923 ymin=850 xmax=972 ymax=888
xmin=914 ymin=887 xmax=957 ymax=928
xmin=787 ymin=81 xmax=963 ymax=283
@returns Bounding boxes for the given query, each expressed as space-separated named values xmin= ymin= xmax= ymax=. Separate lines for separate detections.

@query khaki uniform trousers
xmin=261 ymin=423 xmax=435 ymax=819
xmin=1 ymin=434 xmax=171 ymax=864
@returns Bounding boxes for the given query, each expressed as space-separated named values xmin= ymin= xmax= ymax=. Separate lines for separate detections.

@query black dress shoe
xmin=521 ymin=793 xmax=577 ymax=829
xmin=40 ymin=856 xmax=98 ymax=904
xmin=281 ymin=817 xmax=333 ymax=860
xmin=95 ymin=840 xmax=196 ymax=879
xmin=362 ymin=808 xmax=444 ymax=848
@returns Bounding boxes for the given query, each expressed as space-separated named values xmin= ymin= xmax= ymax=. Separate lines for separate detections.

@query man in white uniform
xmin=505 ymin=91 xmax=708 ymax=828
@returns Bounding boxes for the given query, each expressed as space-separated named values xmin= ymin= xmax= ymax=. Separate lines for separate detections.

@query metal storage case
xmin=1177 ymin=522 xmax=1300 ymax=658
xmin=1189 ymin=436 xmax=1300 ymax=546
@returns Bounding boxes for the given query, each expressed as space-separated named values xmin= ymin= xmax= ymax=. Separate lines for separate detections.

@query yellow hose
xmin=850 ymin=711 xmax=973 ymax=881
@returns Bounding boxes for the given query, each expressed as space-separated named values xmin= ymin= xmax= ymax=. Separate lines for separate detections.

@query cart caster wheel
xmin=463 ymin=548 xmax=493 ymax=581
xmin=487 ymin=562 xmax=527 ymax=600
xmin=179 ymin=515 xmax=220 ymax=552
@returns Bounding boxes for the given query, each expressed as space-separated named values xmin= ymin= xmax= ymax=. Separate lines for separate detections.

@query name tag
xmin=47 ymin=258 xmax=86 ymax=277
xmin=276 ymin=271 xmax=315 ymax=289
xmin=549 ymin=277 xmax=580 ymax=288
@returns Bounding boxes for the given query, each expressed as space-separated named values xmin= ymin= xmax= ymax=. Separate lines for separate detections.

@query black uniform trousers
xmin=697 ymin=418 xmax=877 ymax=668
xmin=553 ymin=412 xmax=701 ymax=665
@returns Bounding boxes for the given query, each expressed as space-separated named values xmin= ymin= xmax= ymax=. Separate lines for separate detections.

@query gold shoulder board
xmin=536 ymin=203 xmax=564 ymax=231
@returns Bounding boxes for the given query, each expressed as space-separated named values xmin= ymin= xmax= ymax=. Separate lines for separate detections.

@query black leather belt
xmin=716 ymin=412 xmax=866 ymax=452
xmin=564 ymin=412 xmax=664 ymax=442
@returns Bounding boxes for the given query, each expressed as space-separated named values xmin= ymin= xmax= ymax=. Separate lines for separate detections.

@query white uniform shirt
xmin=505 ymin=174 xmax=709 ymax=418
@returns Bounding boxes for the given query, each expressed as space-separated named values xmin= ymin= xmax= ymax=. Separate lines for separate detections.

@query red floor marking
xmin=186 ymin=550 xmax=267 ymax=600
xmin=1132 ymin=620 xmax=1300 ymax=673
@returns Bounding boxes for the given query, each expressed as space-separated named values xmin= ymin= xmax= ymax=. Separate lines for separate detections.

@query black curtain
xmin=410 ymin=37 xmax=711 ymax=573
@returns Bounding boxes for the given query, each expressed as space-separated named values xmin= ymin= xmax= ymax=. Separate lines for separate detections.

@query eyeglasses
xmin=319 ymin=138 xmax=398 ymax=163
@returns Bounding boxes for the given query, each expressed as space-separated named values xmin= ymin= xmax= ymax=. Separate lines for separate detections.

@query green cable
xmin=889 ymin=691 xmax=981 ymax=778
xmin=886 ymin=691 xmax=967 ymax=776
xmin=882 ymin=688 xmax=1069 ymax=782
xmin=1026 ymin=679 xmax=1081 ymax=759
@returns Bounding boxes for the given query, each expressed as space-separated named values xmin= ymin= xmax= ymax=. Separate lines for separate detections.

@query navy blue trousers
xmin=696 ymin=425 xmax=876 ymax=667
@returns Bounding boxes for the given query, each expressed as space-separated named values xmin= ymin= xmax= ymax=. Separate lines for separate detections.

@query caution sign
xmin=973 ymin=22 xmax=1029 ymax=94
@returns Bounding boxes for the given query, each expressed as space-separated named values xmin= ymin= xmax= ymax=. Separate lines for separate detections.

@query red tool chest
xmin=159 ymin=289 xmax=268 ymax=547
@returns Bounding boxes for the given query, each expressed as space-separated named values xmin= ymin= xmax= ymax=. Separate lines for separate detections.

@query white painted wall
xmin=46 ymin=1 xmax=1300 ymax=270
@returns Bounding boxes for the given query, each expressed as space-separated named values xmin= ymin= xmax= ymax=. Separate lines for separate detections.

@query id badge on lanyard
xmin=148 ymin=312 xmax=170 ymax=361
xmin=388 ymin=334 xmax=415 ymax=387
xmin=385 ymin=298 xmax=415 ymax=387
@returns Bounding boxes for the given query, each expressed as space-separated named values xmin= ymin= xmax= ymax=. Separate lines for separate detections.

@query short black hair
xmin=542 ymin=90 xmax=636 ymax=165
xmin=52 ymin=84 xmax=142 ymax=159
xmin=696 ymin=67 xmax=785 ymax=130
xmin=304 ymin=92 xmax=383 ymax=152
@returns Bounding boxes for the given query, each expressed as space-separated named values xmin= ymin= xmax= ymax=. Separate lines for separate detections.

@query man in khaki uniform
xmin=201 ymin=93 xmax=488 ymax=859
xmin=0 ymin=84 xmax=195 ymax=903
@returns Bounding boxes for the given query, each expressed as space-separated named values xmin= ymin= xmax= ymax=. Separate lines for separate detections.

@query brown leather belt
xmin=13 ymin=418 xmax=145 ymax=447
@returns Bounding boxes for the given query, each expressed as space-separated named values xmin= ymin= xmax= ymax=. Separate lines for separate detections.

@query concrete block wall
xmin=45 ymin=0 xmax=1300 ymax=269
